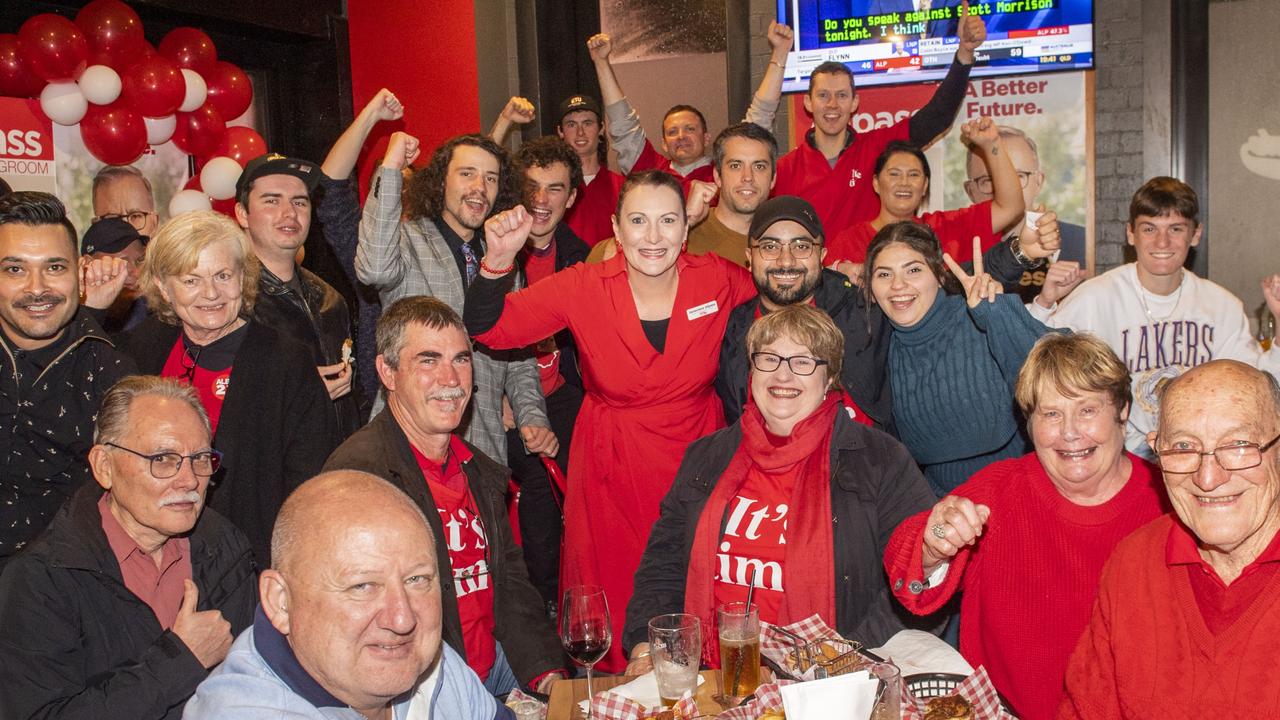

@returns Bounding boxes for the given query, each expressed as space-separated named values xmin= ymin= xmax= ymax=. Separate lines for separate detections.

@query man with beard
xmin=0 ymin=193 xmax=136 ymax=567
xmin=686 ymin=123 xmax=779 ymax=268
xmin=715 ymin=195 xmax=1029 ymax=430
xmin=323 ymin=297 xmax=565 ymax=696
xmin=357 ymin=133 xmax=553 ymax=465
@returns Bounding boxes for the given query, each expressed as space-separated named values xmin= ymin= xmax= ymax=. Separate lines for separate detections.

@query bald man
xmin=185 ymin=471 xmax=509 ymax=719
xmin=1061 ymin=360 xmax=1280 ymax=717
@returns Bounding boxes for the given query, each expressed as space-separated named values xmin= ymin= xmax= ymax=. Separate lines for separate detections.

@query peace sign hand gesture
xmin=943 ymin=236 xmax=1003 ymax=308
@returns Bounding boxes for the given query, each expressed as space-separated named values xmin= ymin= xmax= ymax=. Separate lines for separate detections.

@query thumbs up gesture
xmin=172 ymin=579 xmax=233 ymax=668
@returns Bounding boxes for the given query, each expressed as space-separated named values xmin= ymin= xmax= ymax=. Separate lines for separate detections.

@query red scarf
xmin=683 ymin=391 xmax=841 ymax=666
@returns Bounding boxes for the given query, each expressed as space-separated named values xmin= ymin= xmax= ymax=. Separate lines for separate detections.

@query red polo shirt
xmin=98 ymin=492 xmax=192 ymax=629
xmin=1166 ymin=518 xmax=1280 ymax=636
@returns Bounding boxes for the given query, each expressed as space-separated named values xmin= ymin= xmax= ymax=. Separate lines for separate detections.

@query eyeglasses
xmin=968 ymin=171 xmax=1036 ymax=194
xmin=104 ymin=442 xmax=223 ymax=478
xmin=1155 ymin=433 xmax=1280 ymax=474
xmin=750 ymin=352 xmax=829 ymax=376
xmin=179 ymin=344 xmax=201 ymax=385
xmin=749 ymin=239 xmax=821 ymax=260
xmin=93 ymin=210 xmax=155 ymax=231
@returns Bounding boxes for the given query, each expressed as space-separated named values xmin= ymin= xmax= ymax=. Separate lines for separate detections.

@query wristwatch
xmin=1010 ymin=237 xmax=1046 ymax=269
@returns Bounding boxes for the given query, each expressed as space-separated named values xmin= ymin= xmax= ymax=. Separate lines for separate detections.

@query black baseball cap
xmin=82 ymin=217 xmax=147 ymax=255
xmin=558 ymin=94 xmax=602 ymax=124
xmin=748 ymin=195 xmax=824 ymax=241
xmin=235 ymin=152 xmax=321 ymax=199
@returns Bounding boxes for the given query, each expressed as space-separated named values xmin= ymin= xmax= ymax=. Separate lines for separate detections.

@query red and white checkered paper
xmin=902 ymin=666 xmax=1015 ymax=720
xmin=587 ymin=687 xmax=700 ymax=719
xmin=713 ymin=680 xmax=796 ymax=720
xmin=760 ymin=614 xmax=857 ymax=681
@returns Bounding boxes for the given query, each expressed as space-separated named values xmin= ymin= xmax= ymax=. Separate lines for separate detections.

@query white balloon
xmin=169 ymin=189 xmax=213 ymax=216
xmin=144 ymin=115 xmax=177 ymax=145
xmin=77 ymin=65 xmax=122 ymax=105
xmin=39 ymin=82 xmax=88 ymax=126
xmin=179 ymin=69 xmax=208 ymax=113
xmin=200 ymin=156 xmax=243 ymax=201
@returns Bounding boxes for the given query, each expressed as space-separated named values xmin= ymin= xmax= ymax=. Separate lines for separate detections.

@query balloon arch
xmin=0 ymin=0 xmax=267 ymax=216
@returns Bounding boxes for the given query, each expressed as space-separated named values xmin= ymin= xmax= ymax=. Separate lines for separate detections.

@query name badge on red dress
xmin=686 ymin=299 xmax=719 ymax=321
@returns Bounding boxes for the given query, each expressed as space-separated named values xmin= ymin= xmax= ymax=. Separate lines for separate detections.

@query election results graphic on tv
xmin=777 ymin=1 xmax=1094 ymax=91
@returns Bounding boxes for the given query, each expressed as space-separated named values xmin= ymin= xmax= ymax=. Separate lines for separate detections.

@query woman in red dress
xmin=464 ymin=170 xmax=755 ymax=670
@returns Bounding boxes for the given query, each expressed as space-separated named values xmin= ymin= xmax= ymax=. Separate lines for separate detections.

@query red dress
xmin=827 ymin=201 xmax=1001 ymax=265
xmin=773 ymin=123 xmax=910 ymax=241
xmin=565 ymin=169 xmax=626 ymax=247
xmin=474 ymin=252 xmax=755 ymax=671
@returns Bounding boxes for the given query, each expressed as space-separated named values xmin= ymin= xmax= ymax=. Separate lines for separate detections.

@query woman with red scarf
xmin=621 ymin=305 xmax=938 ymax=670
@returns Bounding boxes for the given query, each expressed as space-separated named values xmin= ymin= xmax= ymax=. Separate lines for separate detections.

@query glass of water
xmin=648 ymin=613 xmax=701 ymax=706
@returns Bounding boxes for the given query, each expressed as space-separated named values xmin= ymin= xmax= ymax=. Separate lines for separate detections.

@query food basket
xmin=904 ymin=673 xmax=1017 ymax=717
xmin=767 ymin=626 xmax=875 ymax=679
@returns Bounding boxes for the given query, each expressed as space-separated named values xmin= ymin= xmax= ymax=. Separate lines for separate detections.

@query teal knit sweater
xmin=888 ymin=294 xmax=1052 ymax=495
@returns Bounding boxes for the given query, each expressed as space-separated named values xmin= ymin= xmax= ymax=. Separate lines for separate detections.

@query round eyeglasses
xmin=104 ymin=442 xmax=223 ymax=478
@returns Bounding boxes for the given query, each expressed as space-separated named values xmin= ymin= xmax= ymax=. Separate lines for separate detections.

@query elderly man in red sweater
xmin=1060 ymin=359 xmax=1280 ymax=717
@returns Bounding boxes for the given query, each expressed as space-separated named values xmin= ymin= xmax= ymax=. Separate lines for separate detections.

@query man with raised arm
xmin=587 ymin=22 xmax=796 ymax=191
xmin=759 ymin=2 xmax=987 ymax=240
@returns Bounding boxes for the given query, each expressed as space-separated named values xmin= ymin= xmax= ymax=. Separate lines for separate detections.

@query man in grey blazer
xmin=357 ymin=131 xmax=556 ymax=465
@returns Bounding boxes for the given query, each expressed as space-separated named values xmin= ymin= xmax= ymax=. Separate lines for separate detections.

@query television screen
xmin=777 ymin=0 xmax=1094 ymax=91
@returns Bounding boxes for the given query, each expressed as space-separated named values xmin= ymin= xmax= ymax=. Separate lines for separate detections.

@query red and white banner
xmin=0 ymin=97 xmax=56 ymax=193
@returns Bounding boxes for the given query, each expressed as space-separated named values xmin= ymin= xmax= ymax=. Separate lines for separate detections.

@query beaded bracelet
xmin=480 ymin=258 xmax=515 ymax=275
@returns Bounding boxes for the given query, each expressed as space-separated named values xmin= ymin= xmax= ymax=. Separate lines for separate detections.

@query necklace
xmin=1136 ymin=270 xmax=1185 ymax=323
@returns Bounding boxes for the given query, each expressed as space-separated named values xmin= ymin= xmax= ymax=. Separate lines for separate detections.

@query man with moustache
xmin=1060 ymin=360 xmax=1280 ymax=717
xmin=90 ymin=166 xmax=157 ymax=332
xmin=324 ymin=297 xmax=565 ymax=697
xmin=185 ymin=470 xmax=509 ymax=719
xmin=235 ymin=153 xmax=360 ymax=440
xmin=507 ymin=137 xmax=590 ymax=609
xmin=357 ymin=133 xmax=554 ymax=465
xmin=0 ymin=377 xmax=255 ymax=719
xmin=686 ymin=123 xmax=779 ymax=267
xmin=0 ymin=192 xmax=135 ymax=566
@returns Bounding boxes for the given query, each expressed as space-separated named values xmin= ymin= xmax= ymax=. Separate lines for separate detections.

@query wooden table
xmin=548 ymin=669 xmax=732 ymax=719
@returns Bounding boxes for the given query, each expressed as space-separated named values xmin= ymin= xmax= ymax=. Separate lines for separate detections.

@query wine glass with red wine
xmin=560 ymin=585 xmax=611 ymax=718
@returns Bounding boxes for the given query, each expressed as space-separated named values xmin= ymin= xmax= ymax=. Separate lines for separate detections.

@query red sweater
xmin=884 ymin=453 xmax=1166 ymax=720
xmin=1058 ymin=514 xmax=1280 ymax=718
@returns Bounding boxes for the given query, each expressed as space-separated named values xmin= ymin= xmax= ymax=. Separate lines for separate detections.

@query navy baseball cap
xmin=558 ymin=94 xmax=602 ymax=124
xmin=748 ymin=195 xmax=825 ymax=241
xmin=235 ymin=153 xmax=321 ymax=199
xmin=82 ymin=217 xmax=147 ymax=255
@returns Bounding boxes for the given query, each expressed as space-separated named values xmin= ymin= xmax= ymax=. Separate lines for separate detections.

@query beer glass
xmin=648 ymin=613 xmax=701 ymax=706
xmin=717 ymin=602 xmax=760 ymax=702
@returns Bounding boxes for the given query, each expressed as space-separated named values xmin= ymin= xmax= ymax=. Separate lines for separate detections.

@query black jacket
xmin=623 ymin=410 xmax=941 ymax=652
xmin=324 ymin=409 xmax=566 ymax=685
xmin=0 ymin=483 xmax=256 ymax=719
xmin=117 ymin=318 xmax=337 ymax=567
xmin=254 ymin=264 xmax=362 ymax=439
xmin=716 ymin=242 xmax=1034 ymax=432
xmin=0 ymin=310 xmax=136 ymax=563
xmin=514 ymin=223 xmax=591 ymax=390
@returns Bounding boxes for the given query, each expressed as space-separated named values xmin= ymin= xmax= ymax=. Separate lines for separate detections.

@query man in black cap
xmin=234 ymin=153 xmax=360 ymax=441
xmin=556 ymin=94 xmax=624 ymax=248
xmin=79 ymin=217 xmax=150 ymax=332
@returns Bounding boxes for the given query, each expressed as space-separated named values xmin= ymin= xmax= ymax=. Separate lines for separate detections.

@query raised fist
xmin=587 ymin=33 xmax=613 ymax=63
xmin=382 ymin=131 xmax=420 ymax=171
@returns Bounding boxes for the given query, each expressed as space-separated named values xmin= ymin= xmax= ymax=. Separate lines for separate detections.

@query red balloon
xmin=18 ymin=14 xmax=89 ymax=82
xmin=173 ymin=102 xmax=226 ymax=158
xmin=80 ymin=102 xmax=147 ymax=165
xmin=75 ymin=0 xmax=145 ymax=70
xmin=215 ymin=126 xmax=267 ymax=166
xmin=0 ymin=34 xmax=45 ymax=98
xmin=203 ymin=61 xmax=252 ymax=121
xmin=159 ymin=28 xmax=217 ymax=75
xmin=121 ymin=53 xmax=185 ymax=118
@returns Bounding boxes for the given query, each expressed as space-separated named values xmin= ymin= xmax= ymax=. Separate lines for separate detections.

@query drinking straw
xmin=731 ymin=568 xmax=760 ymax=697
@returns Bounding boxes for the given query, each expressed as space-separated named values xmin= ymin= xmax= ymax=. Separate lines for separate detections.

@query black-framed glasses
xmin=969 ymin=171 xmax=1036 ymax=194
xmin=1155 ymin=433 xmax=1280 ymax=474
xmin=179 ymin=344 xmax=202 ymax=385
xmin=93 ymin=210 xmax=155 ymax=231
xmin=749 ymin=239 xmax=821 ymax=260
xmin=750 ymin=352 xmax=829 ymax=376
xmin=104 ymin=442 xmax=222 ymax=478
